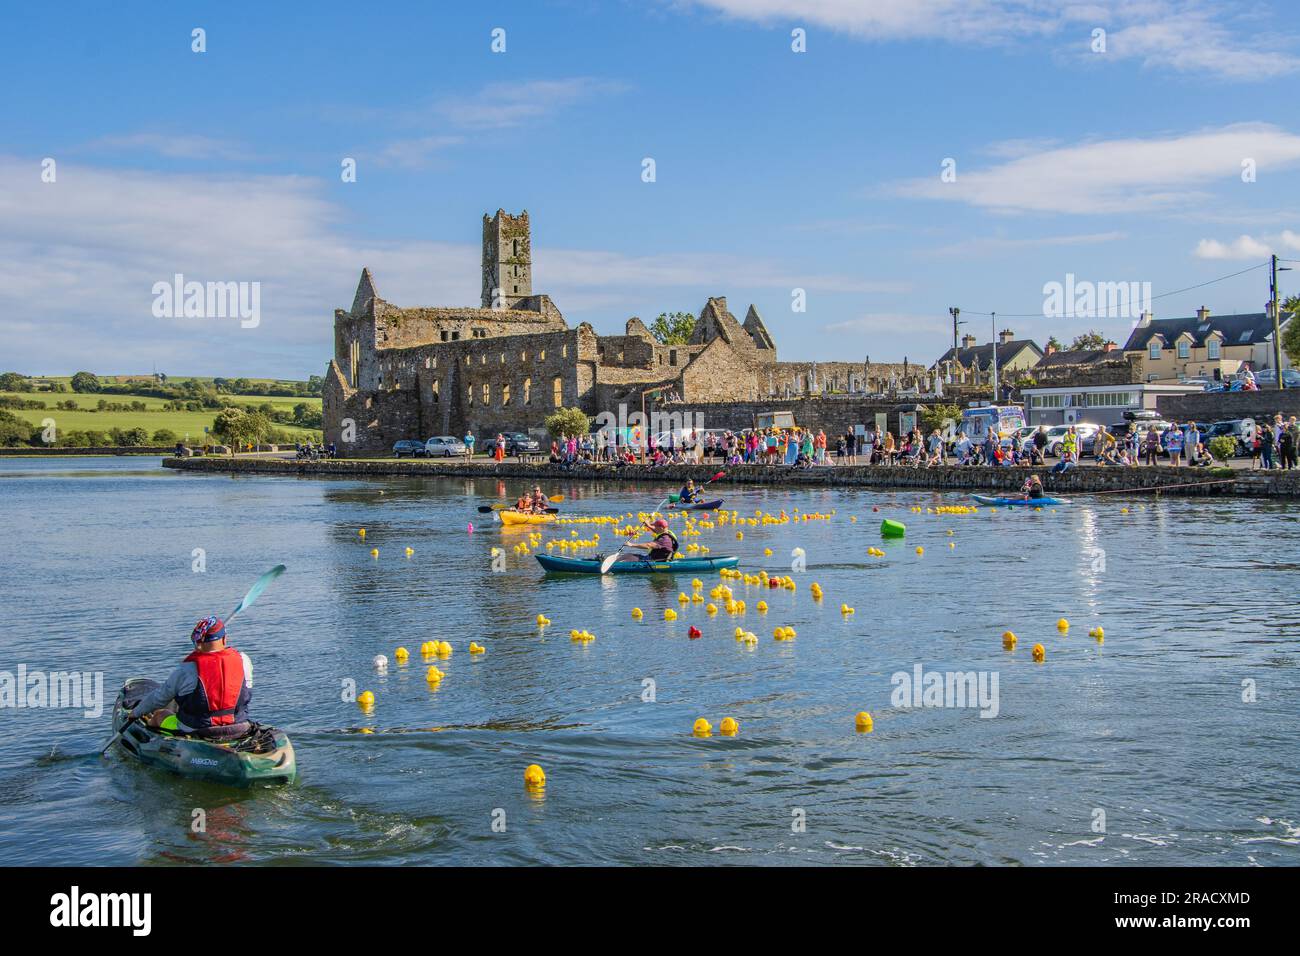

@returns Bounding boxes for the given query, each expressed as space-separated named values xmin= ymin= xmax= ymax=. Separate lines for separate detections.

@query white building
xmin=1020 ymin=382 xmax=1201 ymax=427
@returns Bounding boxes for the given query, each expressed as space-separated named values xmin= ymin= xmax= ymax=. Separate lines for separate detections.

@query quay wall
xmin=160 ymin=457 xmax=1299 ymax=498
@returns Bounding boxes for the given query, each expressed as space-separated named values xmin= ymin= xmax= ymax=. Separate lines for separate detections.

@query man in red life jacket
xmin=128 ymin=616 xmax=253 ymax=739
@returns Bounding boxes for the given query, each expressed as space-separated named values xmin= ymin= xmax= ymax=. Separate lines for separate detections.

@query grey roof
xmin=1122 ymin=312 xmax=1287 ymax=351
xmin=934 ymin=339 xmax=1042 ymax=368
xmin=1035 ymin=348 xmax=1114 ymax=368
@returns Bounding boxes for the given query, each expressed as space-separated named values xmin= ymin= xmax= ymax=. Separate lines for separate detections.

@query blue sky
xmin=2 ymin=0 xmax=1298 ymax=377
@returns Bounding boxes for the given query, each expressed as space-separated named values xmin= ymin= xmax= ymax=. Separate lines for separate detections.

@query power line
xmin=958 ymin=261 xmax=1271 ymax=319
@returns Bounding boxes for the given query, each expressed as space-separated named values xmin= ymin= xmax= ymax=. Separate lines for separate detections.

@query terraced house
xmin=1122 ymin=307 xmax=1291 ymax=383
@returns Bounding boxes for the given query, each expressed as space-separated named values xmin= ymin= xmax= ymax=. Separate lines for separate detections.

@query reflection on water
xmin=0 ymin=456 xmax=1296 ymax=866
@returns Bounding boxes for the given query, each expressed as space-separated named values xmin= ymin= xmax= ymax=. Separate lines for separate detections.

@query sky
xmin=2 ymin=0 xmax=1299 ymax=378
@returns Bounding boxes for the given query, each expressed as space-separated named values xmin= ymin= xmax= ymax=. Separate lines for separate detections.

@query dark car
xmin=1205 ymin=419 xmax=1256 ymax=456
xmin=392 ymin=440 xmax=425 ymax=458
xmin=500 ymin=432 xmax=541 ymax=457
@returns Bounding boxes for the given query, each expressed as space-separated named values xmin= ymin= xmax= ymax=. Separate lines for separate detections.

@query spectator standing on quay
xmin=1143 ymin=426 xmax=1161 ymax=466
xmin=464 ymin=430 xmax=475 ymax=459
xmin=1279 ymin=420 xmax=1297 ymax=470
xmin=1260 ymin=423 xmax=1275 ymax=470
xmin=1165 ymin=421 xmax=1184 ymax=467
xmin=1185 ymin=422 xmax=1201 ymax=465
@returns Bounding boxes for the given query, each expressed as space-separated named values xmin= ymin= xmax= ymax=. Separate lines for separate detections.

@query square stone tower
xmin=481 ymin=209 xmax=532 ymax=309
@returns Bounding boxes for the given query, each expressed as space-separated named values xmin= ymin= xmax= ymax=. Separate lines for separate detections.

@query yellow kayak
xmin=498 ymin=510 xmax=556 ymax=527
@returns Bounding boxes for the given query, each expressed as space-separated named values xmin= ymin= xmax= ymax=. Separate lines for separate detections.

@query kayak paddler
xmin=625 ymin=518 xmax=679 ymax=560
xmin=1019 ymin=474 xmax=1046 ymax=501
xmin=529 ymin=485 xmax=549 ymax=513
xmin=128 ymin=616 xmax=253 ymax=739
xmin=677 ymin=479 xmax=699 ymax=505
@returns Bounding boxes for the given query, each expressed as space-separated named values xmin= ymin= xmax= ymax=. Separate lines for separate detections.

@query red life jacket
xmin=177 ymin=646 xmax=250 ymax=729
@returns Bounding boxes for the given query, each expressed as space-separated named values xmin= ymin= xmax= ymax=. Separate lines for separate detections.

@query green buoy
xmin=880 ymin=518 xmax=906 ymax=538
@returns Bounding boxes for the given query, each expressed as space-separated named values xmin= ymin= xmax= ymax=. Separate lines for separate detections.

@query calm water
xmin=0 ymin=456 xmax=1296 ymax=866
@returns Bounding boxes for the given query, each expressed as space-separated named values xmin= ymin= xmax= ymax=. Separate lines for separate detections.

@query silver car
xmin=424 ymin=435 xmax=467 ymax=457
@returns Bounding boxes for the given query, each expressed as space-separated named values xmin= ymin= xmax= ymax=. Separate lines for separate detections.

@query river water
xmin=0 ymin=456 xmax=1296 ymax=866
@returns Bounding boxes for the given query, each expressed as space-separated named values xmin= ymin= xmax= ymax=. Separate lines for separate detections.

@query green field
xmin=2 ymin=391 xmax=322 ymax=442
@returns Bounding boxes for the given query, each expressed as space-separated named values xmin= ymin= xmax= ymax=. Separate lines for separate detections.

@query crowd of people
xmin=460 ymin=414 xmax=1300 ymax=472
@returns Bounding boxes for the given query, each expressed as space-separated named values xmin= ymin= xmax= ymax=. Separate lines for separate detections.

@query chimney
xmin=1045 ymin=343 xmax=1057 ymax=355
xmin=1138 ymin=310 xmax=1153 ymax=327
xmin=998 ymin=328 xmax=1014 ymax=344
xmin=961 ymin=334 xmax=977 ymax=348
xmin=1196 ymin=306 xmax=1210 ymax=323
xmin=1103 ymin=340 xmax=1117 ymax=352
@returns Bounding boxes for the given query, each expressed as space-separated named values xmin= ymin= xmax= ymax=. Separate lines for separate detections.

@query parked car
xmin=1044 ymin=423 xmax=1100 ymax=457
xmin=500 ymin=432 xmax=541 ymax=457
xmin=392 ymin=440 xmax=425 ymax=458
xmin=1251 ymin=368 xmax=1300 ymax=388
xmin=1205 ymin=418 xmax=1256 ymax=456
xmin=424 ymin=436 xmax=467 ymax=457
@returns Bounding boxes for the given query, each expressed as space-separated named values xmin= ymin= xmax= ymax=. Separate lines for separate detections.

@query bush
xmin=70 ymin=371 xmax=100 ymax=393
xmin=151 ymin=429 xmax=178 ymax=444
xmin=545 ymin=407 xmax=591 ymax=439
xmin=0 ymin=410 xmax=31 ymax=446
xmin=1207 ymin=435 xmax=1238 ymax=462
xmin=0 ymin=371 xmax=29 ymax=391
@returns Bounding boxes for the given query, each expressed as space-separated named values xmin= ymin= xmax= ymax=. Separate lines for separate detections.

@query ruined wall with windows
xmin=323 ymin=210 xmax=782 ymax=454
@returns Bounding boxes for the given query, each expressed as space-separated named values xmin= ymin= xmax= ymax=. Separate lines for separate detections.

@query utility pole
xmin=990 ymin=311 xmax=998 ymax=402
xmin=1271 ymin=254 xmax=1285 ymax=390
xmin=948 ymin=307 xmax=962 ymax=351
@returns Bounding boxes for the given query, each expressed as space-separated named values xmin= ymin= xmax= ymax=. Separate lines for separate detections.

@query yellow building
xmin=1122 ymin=307 xmax=1291 ymax=383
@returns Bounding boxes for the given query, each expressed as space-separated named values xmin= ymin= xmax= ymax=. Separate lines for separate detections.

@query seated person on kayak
xmin=1020 ymin=475 xmax=1046 ymax=500
xmin=530 ymin=485 xmax=549 ymax=512
xmin=625 ymin=518 xmax=679 ymax=560
xmin=514 ymin=492 xmax=533 ymax=513
xmin=678 ymin=479 xmax=699 ymax=504
xmin=128 ymin=616 xmax=253 ymax=739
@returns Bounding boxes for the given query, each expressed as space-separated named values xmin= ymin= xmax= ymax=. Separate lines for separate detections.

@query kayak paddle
xmin=477 ymin=504 xmax=558 ymax=514
xmin=658 ymin=471 xmax=726 ymax=511
xmin=101 ymin=564 xmax=286 ymax=756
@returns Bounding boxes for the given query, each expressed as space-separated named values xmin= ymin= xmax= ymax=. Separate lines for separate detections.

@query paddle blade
xmin=667 ymin=494 xmax=681 ymax=502
xmin=710 ymin=472 xmax=726 ymax=482
xmin=599 ymin=547 xmax=625 ymax=574
xmin=548 ymin=494 xmax=564 ymax=502
xmin=228 ymin=565 xmax=285 ymax=622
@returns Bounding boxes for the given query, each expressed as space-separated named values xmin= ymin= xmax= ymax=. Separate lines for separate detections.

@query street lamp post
xmin=1271 ymin=254 xmax=1292 ymax=390
xmin=990 ymin=312 xmax=998 ymax=401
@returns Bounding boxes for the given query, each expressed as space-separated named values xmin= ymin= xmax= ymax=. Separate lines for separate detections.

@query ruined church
xmin=322 ymin=210 xmax=780 ymax=454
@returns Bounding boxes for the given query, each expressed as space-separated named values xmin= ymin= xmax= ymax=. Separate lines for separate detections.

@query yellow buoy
xmin=854 ymin=711 xmax=873 ymax=732
xmin=524 ymin=764 xmax=546 ymax=788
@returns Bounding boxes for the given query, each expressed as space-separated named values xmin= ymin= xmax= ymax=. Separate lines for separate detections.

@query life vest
xmin=177 ymin=647 xmax=250 ymax=729
xmin=655 ymin=528 xmax=680 ymax=554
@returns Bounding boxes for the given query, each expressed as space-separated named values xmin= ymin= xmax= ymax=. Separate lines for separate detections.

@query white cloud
xmin=433 ymin=78 xmax=626 ymax=131
xmin=932 ymin=231 xmax=1127 ymax=257
xmin=685 ymin=1 xmax=1300 ymax=80
xmin=1193 ymin=230 xmax=1300 ymax=259
xmin=894 ymin=123 xmax=1300 ymax=215
xmin=0 ymin=156 xmax=888 ymax=375
xmin=822 ymin=313 xmax=946 ymax=336
xmin=372 ymin=135 xmax=465 ymax=169
xmin=85 ymin=133 xmax=255 ymax=161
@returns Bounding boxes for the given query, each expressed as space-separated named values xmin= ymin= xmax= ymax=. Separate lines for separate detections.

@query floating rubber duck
xmin=1002 ymin=630 xmax=1017 ymax=649
xmin=688 ymin=626 xmax=702 ymax=640
xmin=1032 ymin=643 xmax=1046 ymax=662
xmin=706 ymin=603 xmax=718 ymax=615
xmin=469 ymin=642 xmax=485 ymax=654
xmin=664 ymin=608 xmax=677 ymax=621
xmin=524 ymin=764 xmax=546 ymax=788
xmin=373 ymin=654 xmax=388 ymax=670
xmin=631 ymin=607 xmax=643 ymax=620
xmin=357 ymin=690 xmax=375 ymax=707
xmin=370 ymin=548 xmax=379 ymax=558
xmin=536 ymin=614 xmax=551 ymax=627
xmin=855 ymin=711 xmax=873 ymax=732
xmin=1057 ymin=618 xmax=1069 ymax=632
xmin=405 ymin=547 xmax=414 ymax=557
xmin=358 ymin=529 xmax=366 ymax=538
xmin=841 ymin=604 xmax=855 ymax=615
xmin=425 ymin=666 xmax=443 ymax=684
xmin=394 ymin=646 xmax=409 ymax=661
xmin=692 ymin=718 xmax=712 ymax=737
xmin=719 ymin=717 xmax=739 ymax=736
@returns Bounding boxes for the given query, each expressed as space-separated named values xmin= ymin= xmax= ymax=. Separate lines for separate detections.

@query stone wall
xmin=162 ymin=456 xmax=1297 ymax=497
xmin=657 ymin=396 xmax=959 ymax=436
xmin=1156 ymin=390 xmax=1300 ymax=423
xmin=0 ymin=446 xmax=174 ymax=456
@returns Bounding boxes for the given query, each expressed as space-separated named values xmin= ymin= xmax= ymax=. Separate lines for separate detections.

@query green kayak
xmin=112 ymin=678 xmax=296 ymax=787
xmin=536 ymin=553 xmax=740 ymax=574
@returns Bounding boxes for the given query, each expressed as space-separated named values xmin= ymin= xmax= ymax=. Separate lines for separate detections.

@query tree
xmin=545 ymin=407 xmax=591 ymax=440
xmin=211 ymin=407 xmax=249 ymax=446
xmin=1068 ymin=331 xmax=1107 ymax=350
xmin=70 ymin=371 xmax=100 ymax=393
xmin=0 ymin=410 xmax=32 ymax=446
xmin=0 ymin=372 xmax=28 ymax=391
xmin=919 ymin=403 xmax=961 ymax=434
xmin=1281 ymin=294 xmax=1300 ymax=368
xmin=1046 ymin=335 xmax=1063 ymax=351
xmin=649 ymin=311 xmax=695 ymax=345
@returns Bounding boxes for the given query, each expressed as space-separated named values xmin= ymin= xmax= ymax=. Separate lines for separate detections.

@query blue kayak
xmin=972 ymin=494 xmax=1069 ymax=507
xmin=536 ymin=553 xmax=739 ymax=574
